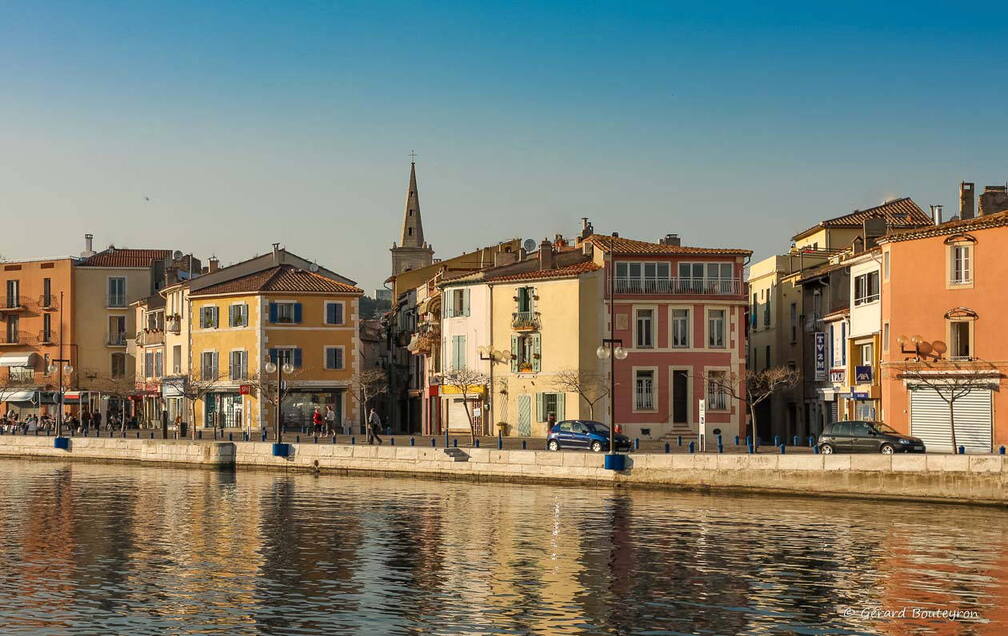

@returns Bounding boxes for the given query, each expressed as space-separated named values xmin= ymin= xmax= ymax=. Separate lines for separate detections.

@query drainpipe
xmin=487 ymin=281 xmax=494 ymax=436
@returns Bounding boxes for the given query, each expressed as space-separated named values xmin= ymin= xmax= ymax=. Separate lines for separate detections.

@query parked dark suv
xmin=818 ymin=420 xmax=925 ymax=455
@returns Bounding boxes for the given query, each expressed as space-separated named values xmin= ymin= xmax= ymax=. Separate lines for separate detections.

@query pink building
xmin=587 ymin=233 xmax=751 ymax=441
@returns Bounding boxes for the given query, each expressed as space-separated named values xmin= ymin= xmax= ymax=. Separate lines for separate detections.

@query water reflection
xmin=0 ymin=460 xmax=1004 ymax=634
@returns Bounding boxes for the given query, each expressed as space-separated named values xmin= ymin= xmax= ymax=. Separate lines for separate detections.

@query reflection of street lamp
xmin=263 ymin=359 xmax=294 ymax=443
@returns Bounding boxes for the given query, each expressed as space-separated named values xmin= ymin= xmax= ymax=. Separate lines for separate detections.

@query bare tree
xmin=245 ymin=367 xmax=306 ymax=434
xmin=348 ymin=368 xmax=389 ymax=433
xmin=89 ymin=374 xmax=137 ymax=431
xmin=439 ymin=367 xmax=489 ymax=444
xmin=495 ymin=377 xmax=510 ymax=432
xmin=161 ymin=372 xmax=221 ymax=439
xmin=701 ymin=367 xmax=799 ymax=440
xmin=895 ymin=358 xmax=998 ymax=452
xmin=553 ymin=368 xmax=610 ymax=420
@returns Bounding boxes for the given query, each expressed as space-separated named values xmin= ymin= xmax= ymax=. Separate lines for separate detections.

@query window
xmin=446 ymin=289 xmax=470 ymax=317
xmin=200 ymin=306 xmax=219 ymax=329
xmin=511 ymin=333 xmax=540 ymax=373
xmin=616 ymin=261 xmax=671 ymax=292
xmin=854 ymin=271 xmax=880 ymax=305
xmin=811 ymin=290 xmax=822 ymax=322
xmin=230 ymin=350 xmax=248 ymax=380
xmin=450 ymin=335 xmax=467 ymax=370
xmin=172 ymin=345 xmax=182 ymax=374
xmin=516 ymin=287 xmax=535 ymax=313
xmin=107 ymin=277 xmax=126 ymax=307
xmin=108 ymin=316 xmax=126 ymax=345
xmin=144 ymin=351 xmax=155 ymax=378
xmin=883 ymin=251 xmax=890 ymax=280
xmin=830 ymin=322 xmax=846 ymax=367
xmin=268 ymin=347 xmax=302 ymax=368
xmin=42 ymin=278 xmax=52 ymax=307
xmin=111 ymin=353 xmax=126 ymax=378
xmin=671 ymin=309 xmax=690 ymax=347
xmin=325 ymin=302 xmax=344 ymax=325
xmin=883 ymin=322 xmax=890 ymax=352
xmin=536 ymin=392 xmax=565 ymax=422
xmin=763 ymin=290 xmax=771 ymax=326
xmin=765 ymin=345 xmax=771 ymax=370
xmin=635 ymin=369 xmax=655 ymax=410
xmin=860 ymin=343 xmax=873 ymax=367
xmin=201 ymin=351 xmax=219 ymax=379
xmin=229 ymin=303 xmax=248 ymax=327
xmin=950 ymin=321 xmax=971 ymax=359
xmin=5 ymin=280 xmax=19 ymax=308
xmin=325 ymin=346 xmax=344 ymax=370
xmin=154 ymin=350 xmax=163 ymax=378
xmin=635 ymin=308 xmax=654 ymax=348
xmin=269 ymin=302 xmax=301 ymax=324
xmin=5 ymin=315 xmax=17 ymax=343
xmin=678 ymin=262 xmax=735 ymax=293
xmin=950 ymin=245 xmax=972 ymax=285
xmin=707 ymin=371 xmax=728 ymax=410
xmin=790 ymin=303 xmax=798 ymax=343
xmin=708 ymin=309 xmax=726 ymax=348
xmin=42 ymin=313 xmax=52 ymax=342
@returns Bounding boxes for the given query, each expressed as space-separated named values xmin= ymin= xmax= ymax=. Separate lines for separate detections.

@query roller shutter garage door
xmin=910 ymin=387 xmax=992 ymax=454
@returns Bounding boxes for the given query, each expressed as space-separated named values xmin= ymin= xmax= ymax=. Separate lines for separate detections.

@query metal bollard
xmin=1001 ymin=446 xmax=1006 ymax=455
xmin=813 ymin=444 xmax=820 ymax=455
xmin=665 ymin=442 xmax=671 ymax=454
xmin=445 ymin=430 xmax=449 ymax=448
xmin=734 ymin=435 xmax=740 ymax=446
xmin=958 ymin=445 xmax=965 ymax=455
xmin=634 ymin=438 xmax=640 ymax=450
xmin=431 ymin=438 xmax=436 ymax=447
xmin=351 ymin=436 xmax=356 ymax=445
xmin=779 ymin=443 xmax=786 ymax=454
xmin=475 ymin=439 xmax=480 ymax=448
xmin=197 ymin=430 xmax=202 ymax=440
xmin=453 ymin=438 xmax=458 ymax=448
xmin=774 ymin=435 xmax=780 ymax=447
xmin=497 ymin=432 xmax=503 ymax=450
xmin=314 ymin=435 xmax=318 ymax=444
xmin=229 ymin=432 xmax=233 ymax=441
xmin=747 ymin=443 xmax=754 ymax=454
xmin=688 ymin=441 xmax=695 ymax=454
xmin=295 ymin=434 xmax=300 ymax=443
xmin=793 ymin=435 xmax=799 ymax=446
xmin=390 ymin=437 xmax=395 ymax=446
xmin=522 ymin=440 xmax=527 ymax=450
xmin=410 ymin=436 xmax=415 ymax=446
xmin=808 ymin=435 xmax=815 ymax=447
xmin=677 ymin=435 xmax=683 ymax=447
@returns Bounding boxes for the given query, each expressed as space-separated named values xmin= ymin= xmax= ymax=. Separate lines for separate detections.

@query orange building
xmin=879 ymin=210 xmax=1008 ymax=452
xmin=0 ymin=258 xmax=75 ymax=417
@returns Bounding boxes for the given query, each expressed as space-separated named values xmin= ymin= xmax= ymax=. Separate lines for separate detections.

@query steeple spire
xmin=400 ymin=159 xmax=425 ymax=248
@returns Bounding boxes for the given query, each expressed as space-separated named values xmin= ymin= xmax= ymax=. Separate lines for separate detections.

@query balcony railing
xmin=635 ymin=391 xmax=655 ymax=411
xmin=615 ymin=277 xmax=744 ymax=296
xmin=38 ymin=329 xmax=54 ymax=344
xmin=0 ymin=331 xmax=36 ymax=346
xmin=512 ymin=311 xmax=540 ymax=331
xmin=141 ymin=329 xmax=165 ymax=345
xmin=107 ymin=295 xmax=127 ymax=308
xmin=166 ymin=316 xmax=181 ymax=334
xmin=1 ymin=295 xmax=25 ymax=311
xmin=38 ymin=294 xmax=58 ymax=310
xmin=107 ymin=332 xmax=127 ymax=347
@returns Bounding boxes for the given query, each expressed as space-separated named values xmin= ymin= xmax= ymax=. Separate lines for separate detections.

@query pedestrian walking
xmin=324 ymin=405 xmax=337 ymax=436
xmin=93 ymin=410 xmax=102 ymax=433
xmin=312 ymin=407 xmax=324 ymax=436
xmin=367 ymin=408 xmax=383 ymax=445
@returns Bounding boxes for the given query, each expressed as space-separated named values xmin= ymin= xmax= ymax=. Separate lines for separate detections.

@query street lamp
xmin=599 ymin=232 xmax=628 ymax=468
xmin=263 ymin=359 xmax=294 ymax=444
xmin=47 ymin=360 xmax=73 ymax=439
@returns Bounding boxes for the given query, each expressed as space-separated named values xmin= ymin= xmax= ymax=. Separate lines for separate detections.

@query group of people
xmin=1 ymin=412 xmax=52 ymax=434
xmin=306 ymin=406 xmax=385 ymax=445
xmin=1 ymin=409 xmax=138 ymax=435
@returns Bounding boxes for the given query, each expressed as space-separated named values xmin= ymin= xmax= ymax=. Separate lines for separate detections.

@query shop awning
xmin=0 ymin=353 xmax=38 ymax=368
xmin=0 ymin=390 xmax=36 ymax=403
xmin=63 ymin=391 xmax=84 ymax=401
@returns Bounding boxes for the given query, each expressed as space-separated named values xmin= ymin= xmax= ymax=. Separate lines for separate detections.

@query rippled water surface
xmin=0 ymin=460 xmax=1005 ymax=634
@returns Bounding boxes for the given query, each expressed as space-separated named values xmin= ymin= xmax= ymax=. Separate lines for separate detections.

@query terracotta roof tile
xmin=793 ymin=198 xmax=931 ymax=240
xmin=484 ymin=261 xmax=601 ymax=283
xmin=190 ymin=265 xmax=363 ymax=296
xmin=77 ymin=248 xmax=173 ymax=268
xmin=585 ymin=235 xmax=751 ymax=257
xmin=881 ymin=209 xmax=1008 ymax=243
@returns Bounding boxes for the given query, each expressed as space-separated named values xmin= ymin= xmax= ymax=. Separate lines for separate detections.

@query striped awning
xmin=0 ymin=353 xmax=38 ymax=368
xmin=0 ymin=390 xmax=36 ymax=403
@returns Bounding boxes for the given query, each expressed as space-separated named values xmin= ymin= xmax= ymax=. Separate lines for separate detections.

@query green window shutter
xmin=458 ymin=335 xmax=466 ymax=368
xmin=529 ymin=287 xmax=535 ymax=313
xmin=463 ymin=288 xmax=470 ymax=316
xmin=444 ymin=292 xmax=452 ymax=318
xmin=536 ymin=392 xmax=544 ymax=422
xmin=511 ymin=335 xmax=519 ymax=373
xmin=556 ymin=393 xmax=565 ymax=420
xmin=531 ymin=333 xmax=541 ymax=373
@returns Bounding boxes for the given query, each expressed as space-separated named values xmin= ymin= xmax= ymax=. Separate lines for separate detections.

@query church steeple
xmin=391 ymin=155 xmax=434 ymax=277
xmin=400 ymin=161 xmax=425 ymax=247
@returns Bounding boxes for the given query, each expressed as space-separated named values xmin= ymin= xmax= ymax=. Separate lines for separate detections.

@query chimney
xmin=979 ymin=185 xmax=1008 ymax=216
xmin=960 ymin=182 xmax=975 ymax=220
xmin=272 ymin=242 xmax=281 ymax=265
xmin=659 ymin=233 xmax=681 ymax=246
xmin=930 ymin=204 xmax=943 ymax=225
xmin=81 ymin=233 xmax=96 ymax=258
xmin=578 ymin=217 xmax=594 ymax=243
xmin=208 ymin=256 xmax=220 ymax=273
xmin=539 ymin=239 xmax=554 ymax=270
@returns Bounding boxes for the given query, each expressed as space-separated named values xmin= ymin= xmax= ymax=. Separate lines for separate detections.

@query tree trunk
xmin=748 ymin=401 xmax=758 ymax=443
xmin=463 ymin=398 xmax=476 ymax=445
xmin=587 ymin=401 xmax=594 ymax=420
xmin=949 ymin=401 xmax=958 ymax=453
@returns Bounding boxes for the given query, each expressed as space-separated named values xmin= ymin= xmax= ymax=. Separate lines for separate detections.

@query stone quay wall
xmin=1 ymin=436 xmax=1007 ymax=505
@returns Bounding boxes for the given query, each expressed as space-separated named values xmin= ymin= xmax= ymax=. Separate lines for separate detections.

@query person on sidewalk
xmin=312 ymin=407 xmax=324 ymax=436
xmin=367 ymin=408 xmax=383 ymax=445
xmin=324 ymin=405 xmax=337 ymax=436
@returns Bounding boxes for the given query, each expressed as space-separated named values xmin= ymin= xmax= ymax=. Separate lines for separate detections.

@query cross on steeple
xmin=408 ymin=149 xmax=417 ymax=163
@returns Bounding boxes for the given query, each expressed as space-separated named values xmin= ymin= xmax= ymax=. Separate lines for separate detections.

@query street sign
xmin=855 ymin=365 xmax=873 ymax=383
xmin=829 ymin=368 xmax=845 ymax=384
xmin=850 ymin=391 xmax=869 ymax=400
xmin=814 ymin=332 xmax=827 ymax=381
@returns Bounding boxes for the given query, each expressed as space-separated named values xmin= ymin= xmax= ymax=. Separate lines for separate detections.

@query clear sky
xmin=2 ymin=1 xmax=1007 ymax=293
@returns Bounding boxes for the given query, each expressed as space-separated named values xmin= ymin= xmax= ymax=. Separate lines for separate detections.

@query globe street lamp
xmin=599 ymin=232 xmax=628 ymax=467
xmin=48 ymin=360 xmax=73 ymax=440
xmin=264 ymin=359 xmax=294 ymax=444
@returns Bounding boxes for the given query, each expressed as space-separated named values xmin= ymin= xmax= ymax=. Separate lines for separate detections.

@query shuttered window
xmin=325 ymin=347 xmax=344 ymax=370
xmin=325 ymin=302 xmax=344 ymax=325
xmin=451 ymin=335 xmax=466 ymax=370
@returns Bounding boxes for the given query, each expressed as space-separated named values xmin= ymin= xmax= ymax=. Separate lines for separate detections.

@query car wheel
xmin=591 ymin=441 xmax=603 ymax=453
xmin=880 ymin=443 xmax=895 ymax=455
xmin=820 ymin=443 xmax=834 ymax=455
xmin=547 ymin=439 xmax=560 ymax=452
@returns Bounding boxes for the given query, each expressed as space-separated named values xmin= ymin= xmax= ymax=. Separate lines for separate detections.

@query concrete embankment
xmin=2 ymin=436 xmax=1007 ymax=505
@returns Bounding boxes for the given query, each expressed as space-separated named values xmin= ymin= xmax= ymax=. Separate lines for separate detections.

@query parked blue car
xmin=546 ymin=420 xmax=632 ymax=453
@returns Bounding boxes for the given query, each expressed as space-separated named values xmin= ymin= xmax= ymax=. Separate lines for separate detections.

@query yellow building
xmin=187 ymin=262 xmax=362 ymax=432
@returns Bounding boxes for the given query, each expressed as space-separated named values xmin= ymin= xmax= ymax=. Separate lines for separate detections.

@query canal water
xmin=0 ymin=460 xmax=1004 ymax=635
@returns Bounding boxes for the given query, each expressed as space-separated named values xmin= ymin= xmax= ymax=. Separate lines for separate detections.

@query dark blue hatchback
xmin=546 ymin=420 xmax=632 ymax=453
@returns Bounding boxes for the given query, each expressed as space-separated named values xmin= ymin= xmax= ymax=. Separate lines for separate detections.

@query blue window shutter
xmin=841 ymin=322 xmax=847 ymax=365
xmin=293 ymin=348 xmax=303 ymax=368
xmin=458 ymin=335 xmax=466 ymax=368
xmin=511 ymin=335 xmax=519 ymax=373
xmin=269 ymin=348 xmax=278 ymax=365
xmin=268 ymin=302 xmax=278 ymax=323
xmin=536 ymin=393 xmax=544 ymax=422
xmin=326 ymin=348 xmax=334 ymax=369
xmin=528 ymin=287 xmax=535 ymax=313
xmin=335 ymin=348 xmax=343 ymax=369
xmin=531 ymin=333 xmax=541 ymax=373
xmin=443 ymin=293 xmax=451 ymax=318
xmin=293 ymin=303 xmax=303 ymax=323
xmin=463 ymin=289 xmax=470 ymax=316
xmin=556 ymin=393 xmax=565 ymax=420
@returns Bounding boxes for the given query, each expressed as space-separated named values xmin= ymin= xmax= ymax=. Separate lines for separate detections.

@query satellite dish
xmin=309 ymin=262 xmax=319 ymax=272
xmin=522 ymin=239 xmax=537 ymax=252
xmin=173 ymin=250 xmax=183 ymax=260
xmin=917 ymin=341 xmax=933 ymax=355
xmin=932 ymin=340 xmax=948 ymax=355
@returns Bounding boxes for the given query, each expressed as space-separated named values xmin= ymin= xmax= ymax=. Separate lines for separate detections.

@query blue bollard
xmin=390 ymin=437 xmax=395 ymax=446
xmin=262 ymin=431 xmax=267 ymax=441
xmin=779 ymin=443 xmax=786 ymax=454
xmin=747 ymin=443 xmax=754 ymax=454
xmin=677 ymin=435 xmax=683 ymax=447
xmin=734 ymin=435 xmax=740 ymax=446
xmin=813 ymin=444 xmax=820 ymax=454
xmin=431 ymin=438 xmax=436 ymax=447
xmin=295 ymin=434 xmax=300 ymax=443
xmin=197 ymin=430 xmax=201 ymax=440
xmin=634 ymin=438 xmax=640 ymax=450
xmin=1001 ymin=446 xmax=1006 ymax=455
xmin=958 ymin=445 xmax=965 ymax=455
xmin=665 ymin=442 xmax=671 ymax=454
xmin=351 ymin=436 xmax=356 ymax=445
xmin=410 ymin=436 xmax=415 ymax=446
xmin=453 ymin=438 xmax=458 ymax=448
xmin=745 ymin=435 xmax=751 ymax=448
xmin=475 ymin=439 xmax=480 ymax=448
xmin=808 ymin=435 xmax=815 ymax=447
xmin=314 ymin=435 xmax=318 ymax=444
xmin=688 ymin=441 xmax=695 ymax=453
xmin=774 ymin=435 xmax=780 ymax=447
xmin=793 ymin=435 xmax=799 ymax=447
xmin=497 ymin=432 xmax=503 ymax=450
xmin=522 ymin=440 xmax=527 ymax=450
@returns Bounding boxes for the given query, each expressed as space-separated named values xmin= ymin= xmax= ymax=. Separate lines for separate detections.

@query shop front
xmin=205 ymin=391 xmax=244 ymax=429
xmin=281 ymin=388 xmax=345 ymax=432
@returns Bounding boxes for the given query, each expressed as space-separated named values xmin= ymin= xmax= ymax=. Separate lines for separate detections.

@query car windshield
xmin=583 ymin=421 xmax=610 ymax=434
xmin=871 ymin=422 xmax=899 ymax=435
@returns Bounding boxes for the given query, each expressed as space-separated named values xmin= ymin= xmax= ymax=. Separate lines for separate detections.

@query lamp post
xmin=596 ymin=233 xmax=628 ymax=462
xmin=48 ymin=291 xmax=73 ymax=444
xmin=263 ymin=358 xmax=294 ymax=444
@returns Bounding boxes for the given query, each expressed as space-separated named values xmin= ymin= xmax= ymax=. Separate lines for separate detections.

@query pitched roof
xmin=585 ymin=234 xmax=751 ymax=257
xmin=190 ymin=265 xmax=363 ymax=296
xmin=881 ymin=209 xmax=1008 ymax=243
xmin=484 ymin=260 xmax=601 ymax=283
xmin=77 ymin=248 xmax=173 ymax=268
xmin=793 ymin=198 xmax=930 ymax=241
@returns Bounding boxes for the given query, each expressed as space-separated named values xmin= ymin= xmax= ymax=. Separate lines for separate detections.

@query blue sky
xmin=1 ymin=1 xmax=1007 ymax=293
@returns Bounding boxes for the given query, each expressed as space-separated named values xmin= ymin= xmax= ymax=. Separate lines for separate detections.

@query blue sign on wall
xmin=855 ymin=365 xmax=873 ymax=383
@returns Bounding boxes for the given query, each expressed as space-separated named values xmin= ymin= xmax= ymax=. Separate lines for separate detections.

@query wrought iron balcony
xmin=512 ymin=311 xmax=540 ymax=331
xmin=614 ymin=277 xmax=744 ymax=296
xmin=0 ymin=331 xmax=36 ymax=346
xmin=0 ymin=296 xmax=26 ymax=312
xmin=166 ymin=315 xmax=182 ymax=334
xmin=107 ymin=332 xmax=128 ymax=347
xmin=38 ymin=294 xmax=58 ymax=310
xmin=38 ymin=329 xmax=54 ymax=344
